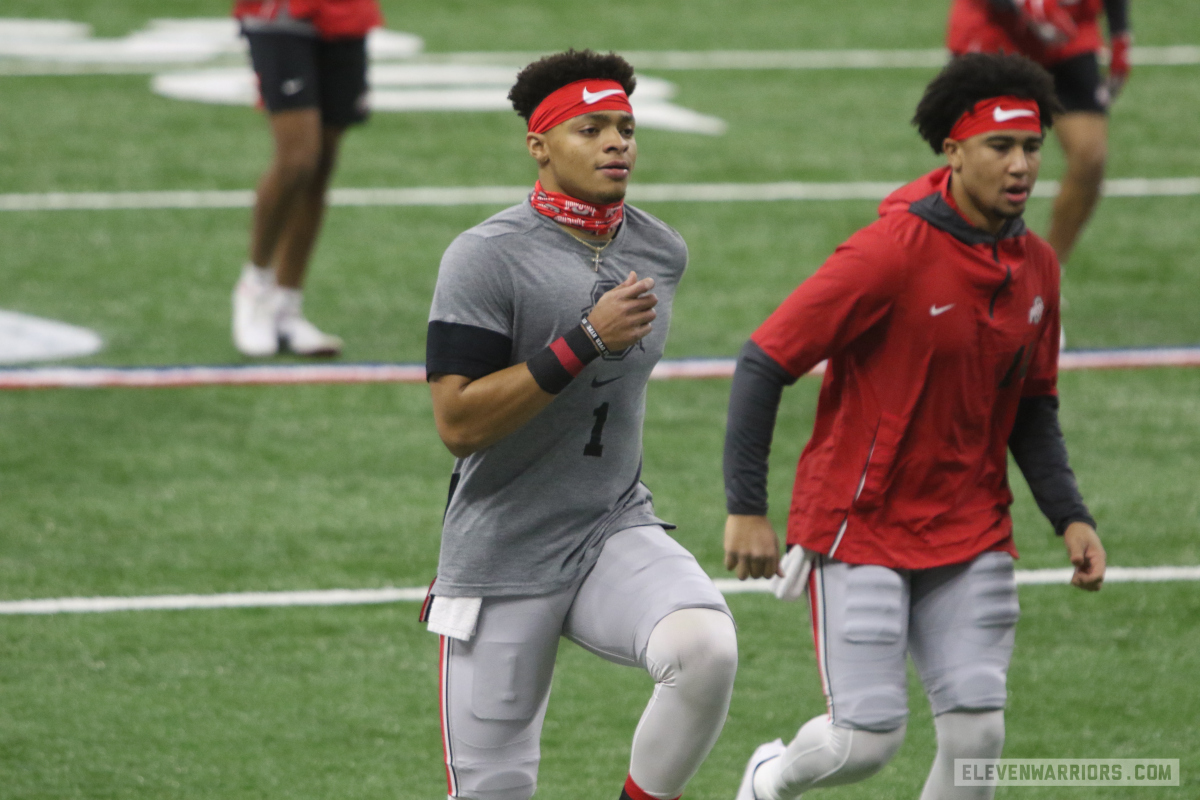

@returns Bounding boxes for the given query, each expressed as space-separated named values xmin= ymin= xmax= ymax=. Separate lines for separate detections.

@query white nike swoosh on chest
xmin=930 ymin=304 xmax=955 ymax=316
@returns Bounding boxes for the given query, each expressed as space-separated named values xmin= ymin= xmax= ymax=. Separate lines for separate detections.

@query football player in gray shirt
xmin=422 ymin=50 xmax=737 ymax=800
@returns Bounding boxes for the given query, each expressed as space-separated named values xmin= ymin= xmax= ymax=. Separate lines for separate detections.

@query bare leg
xmin=248 ymin=108 xmax=323 ymax=271
xmin=237 ymin=109 xmax=345 ymax=356
xmin=273 ymin=125 xmax=346 ymax=289
xmin=1046 ymin=112 xmax=1108 ymax=264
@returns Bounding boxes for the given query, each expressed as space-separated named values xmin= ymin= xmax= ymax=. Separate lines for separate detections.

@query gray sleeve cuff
xmin=724 ymin=340 xmax=797 ymax=515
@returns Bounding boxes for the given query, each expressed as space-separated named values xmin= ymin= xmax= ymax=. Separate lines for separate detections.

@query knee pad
xmin=645 ymin=608 xmax=738 ymax=699
xmin=451 ymin=768 xmax=537 ymax=800
xmin=836 ymin=685 xmax=909 ymax=732
xmin=928 ymin=665 xmax=1009 ymax=715
xmin=934 ymin=710 xmax=1006 ymax=759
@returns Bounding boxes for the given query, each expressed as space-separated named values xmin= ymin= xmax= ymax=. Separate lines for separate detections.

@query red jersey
xmin=752 ymin=167 xmax=1061 ymax=570
xmin=233 ymin=0 xmax=382 ymax=39
xmin=947 ymin=0 xmax=1104 ymax=65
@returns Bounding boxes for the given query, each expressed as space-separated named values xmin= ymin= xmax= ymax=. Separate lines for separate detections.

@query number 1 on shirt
xmin=584 ymin=402 xmax=609 ymax=457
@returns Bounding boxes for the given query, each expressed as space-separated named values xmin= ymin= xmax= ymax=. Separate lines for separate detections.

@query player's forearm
xmin=430 ymin=366 xmax=555 ymax=457
xmin=1103 ymin=0 xmax=1130 ymax=36
xmin=430 ymin=324 xmax=600 ymax=457
xmin=724 ymin=340 xmax=795 ymax=515
xmin=1008 ymin=394 xmax=1096 ymax=535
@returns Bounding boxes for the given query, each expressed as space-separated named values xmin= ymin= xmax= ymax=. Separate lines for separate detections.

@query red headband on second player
xmin=528 ymin=79 xmax=633 ymax=134
xmin=948 ymin=95 xmax=1042 ymax=141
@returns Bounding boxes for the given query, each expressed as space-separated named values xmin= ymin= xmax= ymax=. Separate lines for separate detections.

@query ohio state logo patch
xmin=1028 ymin=296 xmax=1045 ymax=325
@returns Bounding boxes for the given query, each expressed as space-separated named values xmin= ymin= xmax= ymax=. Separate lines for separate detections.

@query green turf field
xmin=2 ymin=1 xmax=1198 ymax=797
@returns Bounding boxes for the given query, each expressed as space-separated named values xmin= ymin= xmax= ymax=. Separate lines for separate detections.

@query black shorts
xmin=245 ymin=32 xmax=369 ymax=127
xmin=1048 ymin=52 xmax=1109 ymax=114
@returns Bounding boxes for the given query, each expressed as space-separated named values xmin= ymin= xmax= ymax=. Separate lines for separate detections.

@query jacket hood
xmin=878 ymin=166 xmax=950 ymax=217
xmin=879 ymin=166 xmax=1026 ymax=246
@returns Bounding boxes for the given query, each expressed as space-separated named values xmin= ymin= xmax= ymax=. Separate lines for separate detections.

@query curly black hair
xmin=912 ymin=53 xmax=1064 ymax=154
xmin=508 ymin=49 xmax=637 ymax=121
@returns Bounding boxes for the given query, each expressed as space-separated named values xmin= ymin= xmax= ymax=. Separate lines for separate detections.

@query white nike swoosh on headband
xmin=582 ymin=87 xmax=625 ymax=104
xmin=993 ymin=106 xmax=1036 ymax=122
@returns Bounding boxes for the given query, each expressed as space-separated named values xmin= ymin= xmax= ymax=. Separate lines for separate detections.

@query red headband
xmin=948 ymin=96 xmax=1042 ymax=141
xmin=528 ymin=79 xmax=633 ymax=134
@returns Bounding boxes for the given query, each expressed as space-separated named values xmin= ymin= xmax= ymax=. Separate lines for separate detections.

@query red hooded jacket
xmin=233 ymin=0 xmax=382 ymax=39
xmin=752 ymin=167 xmax=1060 ymax=569
xmin=947 ymin=0 xmax=1105 ymax=66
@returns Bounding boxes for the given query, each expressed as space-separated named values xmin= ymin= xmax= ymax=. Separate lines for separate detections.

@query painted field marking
xmin=435 ymin=46 xmax=1200 ymax=69
xmin=2 ymin=347 xmax=1199 ymax=390
xmin=0 ymin=363 xmax=427 ymax=389
xmin=636 ymin=45 xmax=1200 ymax=69
xmin=721 ymin=565 xmax=1200 ymax=591
xmin=2 ymin=565 xmax=1196 ymax=615
xmin=3 ymin=178 xmax=1199 ymax=212
xmin=0 ymin=588 xmax=428 ymax=615
xmin=0 ymin=309 xmax=102 ymax=364
xmin=3 ymin=45 xmax=1197 ymax=75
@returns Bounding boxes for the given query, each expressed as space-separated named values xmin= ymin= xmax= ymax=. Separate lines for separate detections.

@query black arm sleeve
xmin=986 ymin=0 xmax=1019 ymax=14
xmin=1008 ymin=395 xmax=1096 ymax=535
xmin=1103 ymin=0 xmax=1130 ymax=36
xmin=425 ymin=320 xmax=513 ymax=380
xmin=724 ymin=340 xmax=798 ymax=515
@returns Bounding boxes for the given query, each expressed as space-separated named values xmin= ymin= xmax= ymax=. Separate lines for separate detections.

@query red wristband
xmin=527 ymin=325 xmax=599 ymax=394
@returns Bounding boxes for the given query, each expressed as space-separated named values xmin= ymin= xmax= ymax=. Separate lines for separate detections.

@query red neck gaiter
xmin=530 ymin=180 xmax=624 ymax=236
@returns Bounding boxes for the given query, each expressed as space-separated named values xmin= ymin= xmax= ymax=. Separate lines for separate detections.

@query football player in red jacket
xmin=231 ymin=0 xmax=383 ymax=357
xmin=725 ymin=54 xmax=1105 ymax=800
xmin=947 ymin=0 xmax=1132 ymax=263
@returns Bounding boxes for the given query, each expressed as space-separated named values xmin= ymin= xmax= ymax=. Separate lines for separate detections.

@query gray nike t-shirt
xmin=426 ymin=199 xmax=687 ymax=597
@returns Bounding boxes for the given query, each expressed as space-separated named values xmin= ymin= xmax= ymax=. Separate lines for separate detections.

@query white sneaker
xmin=276 ymin=288 xmax=342 ymax=356
xmin=232 ymin=265 xmax=279 ymax=357
xmin=736 ymin=739 xmax=786 ymax=800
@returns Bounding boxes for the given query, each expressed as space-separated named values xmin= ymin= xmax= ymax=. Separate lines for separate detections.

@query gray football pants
xmin=810 ymin=550 xmax=1020 ymax=732
xmin=755 ymin=551 xmax=1019 ymax=800
xmin=437 ymin=525 xmax=736 ymax=800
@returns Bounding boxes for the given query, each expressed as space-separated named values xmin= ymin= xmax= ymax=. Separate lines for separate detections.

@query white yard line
xmin=2 ymin=46 xmax=1197 ymax=75
xmin=2 ymin=347 xmax=1199 ymax=390
xmin=627 ymin=45 xmax=1200 ymax=69
xmin=0 ymin=363 xmax=428 ymax=389
xmin=2 ymin=566 xmax=1196 ymax=615
xmin=0 ymin=588 xmax=428 ymax=615
xmin=434 ymin=46 xmax=1200 ymax=69
xmin=2 ymin=178 xmax=1198 ymax=212
xmin=719 ymin=565 xmax=1200 ymax=592
xmin=2 ymin=347 xmax=1200 ymax=391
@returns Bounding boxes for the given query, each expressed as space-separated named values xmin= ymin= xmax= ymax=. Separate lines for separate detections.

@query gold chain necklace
xmin=561 ymin=228 xmax=615 ymax=272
